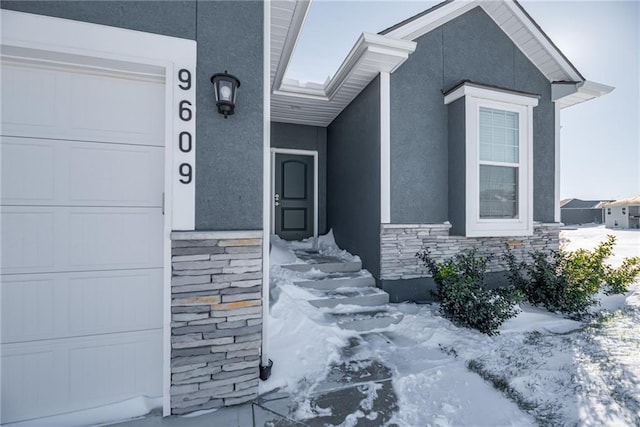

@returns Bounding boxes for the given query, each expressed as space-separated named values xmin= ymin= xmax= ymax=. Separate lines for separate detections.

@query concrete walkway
xmin=113 ymin=334 xmax=397 ymax=427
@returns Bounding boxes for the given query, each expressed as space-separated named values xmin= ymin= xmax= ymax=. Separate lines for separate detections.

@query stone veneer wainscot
xmin=170 ymin=231 xmax=263 ymax=415
xmin=380 ymin=222 xmax=562 ymax=280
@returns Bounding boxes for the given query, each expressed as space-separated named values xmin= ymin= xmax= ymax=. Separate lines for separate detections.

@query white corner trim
xmin=444 ymin=82 xmax=539 ymax=106
xmin=380 ymin=72 xmax=391 ymax=224
xmin=263 ymin=0 xmax=272 ymax=367
xmin=270 ymin=148 xmax=319 ymax=238
xmin=554 ymin=103 xmax=561 ymax=223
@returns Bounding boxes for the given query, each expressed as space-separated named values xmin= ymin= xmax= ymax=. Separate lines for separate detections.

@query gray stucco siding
xmin=2 ymin=1 xmax=265 ymax=231
xmin=389 ymin=27 xmax=448 ymax=224
xmin=390 ymin=6 xmax=556 ymax=225
xmin=1 ymin=1 xmax=196 ymax=39
xmin=327 ymin=77 xmax=381 ymax=277
xmin=271 ymin=122 xmax=328 ymax=234
xmin=514 ymin=49 xmax=556 ymax=223
xmin=195 ymin=1 xmax=264 ymax=231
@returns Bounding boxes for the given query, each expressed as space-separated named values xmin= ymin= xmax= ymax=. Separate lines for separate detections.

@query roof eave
xmin=552 ymin=81 xmax=615 ymax=109
xmin=271 ymin=32 xmax=416 ymax=126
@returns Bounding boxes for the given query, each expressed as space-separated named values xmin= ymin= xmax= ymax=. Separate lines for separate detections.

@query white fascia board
xmin=324 ymin=32 xmax=415 ymax=99
xmin=273 ymin=32 xmax=415 ymax=102
xmin=489 ymin=1 xmax=583 ymax=82
xmin=384 ymin=0 xmax=478 ymax=40
xmin=552 ymin=80 xmax=615 ymax=108
xmin=382 ymin=0 xmax=584 ymax=83
xmin=444 ymin=82 xmax=539 ymax=106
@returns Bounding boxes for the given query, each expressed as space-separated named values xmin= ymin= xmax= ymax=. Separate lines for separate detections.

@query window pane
xmin=480 ymin=165 xmax=518 ymax=218
xmin=479 ymin=107 xmax=519 ymax=163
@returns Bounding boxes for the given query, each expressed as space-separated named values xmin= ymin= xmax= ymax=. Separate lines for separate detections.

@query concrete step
xmin=281 ymin=251 xmax=362 ymax=274
xmin=294 ymin=271 xmax=375 ymax=290
xmin=329 ymin=307 xmax=404 ymax=332
xmin=282 ymin=259 xmax=362 ymax=274
xmin=308 ymin=287 xmax=389 ymax=309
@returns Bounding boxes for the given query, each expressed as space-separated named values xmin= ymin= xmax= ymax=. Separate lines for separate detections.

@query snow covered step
xmin=282 ymin=258 xmax=362 ymax=274
xmin=308 ymin=287 xmax=389 ymax=309
xmin=294 ymin=271 xmax=375 ymax=290
xmin=330 ymin=308 xmax=404 ymax=332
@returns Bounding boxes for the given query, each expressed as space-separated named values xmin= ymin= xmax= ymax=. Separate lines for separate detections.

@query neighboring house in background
xmin=0 ymin=0 xmax=613 ymax=424
xmin=602 ymin=196 xmax=640 ymax=229
xmin=560 ymin=198 xmax=612 ymax=225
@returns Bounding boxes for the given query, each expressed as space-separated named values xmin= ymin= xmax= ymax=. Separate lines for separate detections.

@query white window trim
xmin=446 ymin=84 xmax=538 ymax=237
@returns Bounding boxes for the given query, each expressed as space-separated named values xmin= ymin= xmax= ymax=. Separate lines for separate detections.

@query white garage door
xmin=1 ymin=56 xmax=165 ymax=424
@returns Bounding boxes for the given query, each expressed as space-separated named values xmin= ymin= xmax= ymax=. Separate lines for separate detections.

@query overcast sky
xmin=286 ymin=0 xmax=639 ymax=201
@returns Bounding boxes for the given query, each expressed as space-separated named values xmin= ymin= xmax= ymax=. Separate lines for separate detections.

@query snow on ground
xmin=264 ymin=225 xmax=640 ymax=426
xmin=5 ymin=396 xmax=162 ymax=427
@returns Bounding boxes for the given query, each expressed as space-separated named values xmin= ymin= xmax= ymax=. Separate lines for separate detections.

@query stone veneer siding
xmin=170 ymin=231 xmax=263 ymax=415
xmin=380 ymin=223 xmax=562 ymax=280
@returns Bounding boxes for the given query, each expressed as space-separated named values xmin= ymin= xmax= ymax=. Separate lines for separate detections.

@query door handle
xmin=274 ymin=193 xmax=280 ymax=201
xmin=275 ymin=201 xmax=280 ymax=207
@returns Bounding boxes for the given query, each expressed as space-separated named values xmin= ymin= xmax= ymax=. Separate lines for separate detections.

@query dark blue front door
xmin=274 ymin=153 xmax=314 ymax=240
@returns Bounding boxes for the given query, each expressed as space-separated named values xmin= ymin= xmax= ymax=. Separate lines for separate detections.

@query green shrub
xmin=417 ymin=249 xmax=523 ymax=336
xmin=505 ymin=235 xmax=640 ymax=318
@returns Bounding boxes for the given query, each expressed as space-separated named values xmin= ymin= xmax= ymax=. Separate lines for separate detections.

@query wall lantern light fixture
xmin=210 ymin=71 xmax=241 ymax=118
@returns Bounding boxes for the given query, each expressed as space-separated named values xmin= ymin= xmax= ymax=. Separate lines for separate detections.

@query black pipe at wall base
xmin=259 ymin=359 xmax=273 ymax=381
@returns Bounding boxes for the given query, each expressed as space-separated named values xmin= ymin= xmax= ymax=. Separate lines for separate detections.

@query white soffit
xmin=270 ymin=1 xmax=416 ymax=127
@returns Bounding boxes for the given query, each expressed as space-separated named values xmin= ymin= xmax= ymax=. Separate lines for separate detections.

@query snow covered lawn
xmin=263 ymin=225 xmax=640 ymax=426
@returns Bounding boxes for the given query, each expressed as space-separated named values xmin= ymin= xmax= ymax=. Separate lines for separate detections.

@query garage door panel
xmin=1 ymin=62 xmax=164 ymax=146
xmin=1 ymin=331 xmax=162 ymax=424
xmin=70 ymin=73 xmax=165 ymax=143
xmin=69 ymin=143 xmax=163 ymax=205
xmin=69 ymin=209 xmax=163 ymax=270
xmin=0 ymin=65 xmax=59 ymax=130
xmin=2 ymin=269 xmax=163 ymax=343
xmin=0 ymin=139 xmax=56 ymax=203
xmin=1 ymin=136 xmax=163 ymax=207
xmin=0 ymin=210 xmax=56 ymax=271
xmin=1 ymin=206 xmax=163 ymax=274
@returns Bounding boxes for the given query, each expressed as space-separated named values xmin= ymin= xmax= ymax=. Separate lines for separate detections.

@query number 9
xmin=178 ymin=69 xmax=191 ymax=90
xmin=179 ymin=163 xmax=192 ymax=184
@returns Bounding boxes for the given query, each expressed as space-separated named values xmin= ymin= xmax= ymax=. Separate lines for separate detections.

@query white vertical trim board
xmin=262 ymin=0 xmax=272 ymax=368
xmin=380 ymin=72 xmax=391 ymax=224
xmin=0 ymin=10 xmax=197 ymax=419
xmin=270 ymin=148 xmax=319 ymax=238
xmin=554 ymin=103 xmax=562 ymax=223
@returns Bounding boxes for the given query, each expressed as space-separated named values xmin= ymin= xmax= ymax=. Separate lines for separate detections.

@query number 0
xmin=179 ymin=132 xmax=192 ymax=153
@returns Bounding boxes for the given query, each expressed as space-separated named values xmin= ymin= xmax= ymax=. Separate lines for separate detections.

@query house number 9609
xmin=178 ymin=68 xmax=193 ymax=185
